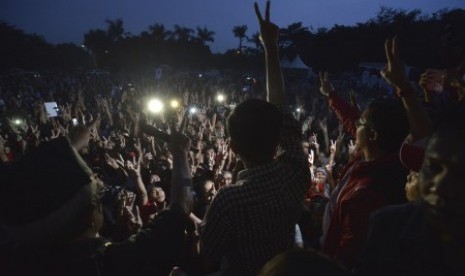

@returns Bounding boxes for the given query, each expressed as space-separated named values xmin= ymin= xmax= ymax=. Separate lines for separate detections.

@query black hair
xmin=227 ymin=99 xmax=282 ymax=164
xmin=366 ymin=100 xmax=409 ymax=152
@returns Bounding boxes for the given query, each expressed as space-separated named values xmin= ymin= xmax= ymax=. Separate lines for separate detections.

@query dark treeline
xmin=0 ymin=22 xmax=93 ymax=71
xmin=1 ymin=7 xmax=464 ymax=73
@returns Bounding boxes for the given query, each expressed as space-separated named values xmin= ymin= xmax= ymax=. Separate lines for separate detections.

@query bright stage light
xmin=216 ymin=94 xmax=225 ymax=103
xmin=170 ymin=99 xmax=180 ymax=109
xmin=148 ymin=99 xmax=164 ymax=113
xmin=189 ymin=107 xmax=197 ymax=114
xmin=14 ymin=119 xmax=22 ymax=125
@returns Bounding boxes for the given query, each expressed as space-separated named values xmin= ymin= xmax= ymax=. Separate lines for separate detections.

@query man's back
xmin=200 ymin=3 xmax=311 ymax=275
xmin=200 ymin=107 xmax=310 ymax=276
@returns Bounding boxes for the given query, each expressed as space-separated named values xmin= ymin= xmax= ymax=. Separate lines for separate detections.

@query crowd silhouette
xmin=1 ymin=1 xmax=465 ymax=275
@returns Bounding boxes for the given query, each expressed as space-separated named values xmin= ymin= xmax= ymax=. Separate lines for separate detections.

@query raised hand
xmin=308 ymin=115 xmax=315 ymax=127
xmin=140 ymin=150 xmax=151 ymax=167
xmin=124 ymin=205 xmax=143 ymax=233
xmin=382 ymin=37 xmax=432 ymax=141
xmin=255 ymin=0 xmax=286 ymax=104
xmin=308 ymin=149 xmax=315 ymax=166
xmin=116 ymin=154 xmax=126 ymax=168
xmin=254 ymin=1 xmax=278 ymax=47
xmin=348 ymin=140 xmax=357 ymax=156
xmin=58 ymin=123 xmax=70 ymax=137
xmin=329 ymin=139 xmax=337 ymax=155
xmin=126 ymin=157 xmax=141 ymax=178
xmin=61 ymin=105 xmax=72 ymax=121
xmin=318 ymin=119 xmax=328 ymax=131
xmin=312 ymin=135 xmax=320 ymax=152
xmin=221 ymin=139 xmax=229 ymax=156
xmin=134 ymin=138 xmax=143 ymax=159
xmin=380 ymin=36 xmax=411 ymax=93
xmin=319 ymin=71 xmax=334 ymax=97
xmin=105 ymin=153 xmax=120 ymax=169
xmin=69 ymin=116 xmax=100 ymax=151
xmin=50 ymin=129 xmax=61 ymax=139
xmin=100 ymin=136 xmax=110 ymax=149
xmin=309 ymin=132 xmax=318 ymax=145
xmin=419 ymin=69 xmax=444 ymax=91
xmin=117 ymin=134 xmax=126 ymax=148
xmin=89 ymin=127 xmax=99 ymax=141
xmin=208 ymin=151 xmax=215 ymax=170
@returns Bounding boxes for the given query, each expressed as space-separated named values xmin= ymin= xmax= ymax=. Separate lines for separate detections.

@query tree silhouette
xmin=2 ymin=7 xmax=464 ymax=73
xmin=195 ymin=26 xmax=215 ymax=45
xmin=232 ymin=25 xmax=248 ymax=52
xmin=83 ymin=29 xmax=112 ymax=67
xmin=0 ymin=21 xmax=91 ymax=71
xmin=248 ymin=32 xmax=263 ymax=52
xmin=173 ymin=25 xmax=194 ymax=43
xmin=280 ymin=22 xmax=311 ymax=50
xmin=105 ymin=18 xmax=124 ymax=42
xmin=148 ymin=23 xmax=172 ymax=42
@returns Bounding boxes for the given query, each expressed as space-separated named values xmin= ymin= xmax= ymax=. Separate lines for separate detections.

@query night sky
xmin=1 ymin=0 xmax=464 ymax=53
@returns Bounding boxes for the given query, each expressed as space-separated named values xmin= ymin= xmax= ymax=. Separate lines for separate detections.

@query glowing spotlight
xmin=216 ymin=94 xmax=225 ymax=103
xmin=14 ymin=119 xmax=22 ymax=125
xmin=148 ymin=99 xmax=164 ymax=113
xmin=296 ymin=108 xmax=301 ymax=113
xmin=189 ymin=107 xmax=197 ymax=114
xmin=170 ymin=99 xmax=180 ymax=109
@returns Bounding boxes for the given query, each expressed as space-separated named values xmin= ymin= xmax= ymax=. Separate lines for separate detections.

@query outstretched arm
xmin=168 ymin=132 xmax=193 ymax=215
xmin=128 ymin=149 xmax=149 ymax=207
xmin=381 ymin=37 xmax=431 ymax=141
xmin=255 ymin=1 xmax=285 ymax=105
xmin=319 ymin=72 xmax=360 ymax=138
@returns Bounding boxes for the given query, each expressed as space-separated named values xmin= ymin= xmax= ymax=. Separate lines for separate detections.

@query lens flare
xmin=170 ymin=99 xmax=180 ymax=109
xmin=148 ymin=99 xmax=164 ymax=113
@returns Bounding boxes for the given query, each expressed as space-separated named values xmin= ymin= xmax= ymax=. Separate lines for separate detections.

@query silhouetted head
xmin=227 ymin=99 xmax=282 ymax=166
xmin=355 ymin=100 xmax=408 ymax=155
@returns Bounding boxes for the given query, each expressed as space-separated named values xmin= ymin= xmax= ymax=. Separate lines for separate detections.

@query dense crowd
xmin=1 ymin=1 xmax=465 ymax=276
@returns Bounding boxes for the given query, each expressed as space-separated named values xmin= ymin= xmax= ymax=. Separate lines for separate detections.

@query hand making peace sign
xmin=254 ymin=1 xmax=279 ymax=48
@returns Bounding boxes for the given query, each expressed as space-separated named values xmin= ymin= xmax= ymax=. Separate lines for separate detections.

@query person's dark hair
xmin=193 ymin=172 xmax=214 ymax=196
xmin=366 ymin=100 xmax=408 ymax=152
xmin=258 ymin=249 xmax=350 ymax=276
xmin=226 ymin=99 xmax=282 ymax=164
